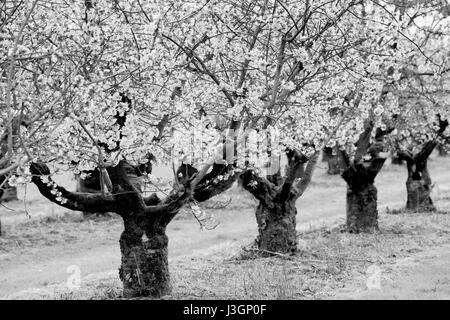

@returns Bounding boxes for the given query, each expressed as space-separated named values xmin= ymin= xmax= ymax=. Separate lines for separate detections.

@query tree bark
xmin=254 ymin=198 xmax=297 ymax=253
xmin=119 ymin=218 xmax=170 ymax=298
xmin=346 ymin=182 xmax=378 ymax=233
xmin=339 ymin=116 xmax=389 ymax=233
xmin=342 ymin=159 xmax=385 ymax=233
xmin=405 ymin=161 xmax=435 ymax=212
xmin=399 ymin=141 xmax=438 ymax=212
xmin=239 ymin=152 xmax=318 ymax=254
xmin=240 ymin=170 xmax=298 ymax=253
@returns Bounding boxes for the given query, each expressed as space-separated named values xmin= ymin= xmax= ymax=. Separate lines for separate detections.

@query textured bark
xmin=399 ymin=139 xmax=439 ymax=212
xmin=406 ymin=179 xmax=434 ymax=211
xmin=119 ymin=218 xmax=170 ymax=298
xmin=339 ymin=115 xmax=390 ymax=233
xmin=255 ymin=199 xmax=297 ymax=253
xmin=239 ymin=151 xmax=318 ymax=253
xmin=346 ymin=183 xmax=378 ymax=233
xmin=405 ymin=161 xmax=435 ymax=212
xmin=342 ymin=159 xmax=385 ymax=233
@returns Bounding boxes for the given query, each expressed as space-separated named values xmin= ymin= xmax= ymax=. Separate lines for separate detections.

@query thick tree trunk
xmin=119 ymin=218 xmax=170 ymax=298
xmin=255 ymin=199 xmax=297 ymax=254
xmin=405 ymin=166 xmax=435 ymax=212
xmin=346 ymin=182 xmax=379 ymax=233
xmin=342 ymin=160 xmax=385 ymax=234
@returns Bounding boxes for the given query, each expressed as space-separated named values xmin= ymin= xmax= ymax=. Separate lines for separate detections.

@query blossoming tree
xmin=157 ymin=0 xmax=426 ymax=249
xmin=332 ymin=0 xmax=450 ymax=232
xmin=394 ymin=1 xmax=450 ymax=212
xmin=3 ymin=0 xmax=238 ymax=298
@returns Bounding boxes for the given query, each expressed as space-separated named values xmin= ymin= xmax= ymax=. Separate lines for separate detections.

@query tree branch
xmin=30 ymin=162 xmax=118 ymax=213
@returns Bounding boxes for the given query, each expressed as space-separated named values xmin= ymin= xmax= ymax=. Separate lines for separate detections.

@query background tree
xmin=1 ymin=0 xmax=87 ymax=235
xmin=155 ymin=0 xmax=420 ymax=252
xmin=386 ymin=0 xmax=450 ymax=212
xmin=3 ymin=0 xmax=241 ymax=298
xmin=333 ymin=0 xmax=450 ymax=232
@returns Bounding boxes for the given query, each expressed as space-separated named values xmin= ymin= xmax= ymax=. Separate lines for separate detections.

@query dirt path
xmin=333 ymin=244 xmax=450 ymax=300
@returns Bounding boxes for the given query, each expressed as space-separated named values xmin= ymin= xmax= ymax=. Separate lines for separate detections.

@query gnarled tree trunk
xmin=342 ymin=159 xmax=385 ymax=233
xmin=339 ymin=116 xmax=391 ymax=233
xmin=240 ymin=152 xmax=318 ymax=254
xmin=406 ymin=177 xmax=434 ymax=211
xmin=398 ymin=137 xmax=443 ymax=212
xmin=241 ymin=169 xmax=297 ymax=253
xmin=119 ymin=218 xmax=170 ymax=298
xmin=346 ymin=182 xmax=378 ymax=233
xmin=404 ymin=157 xmax=435 ymax=212
xmin=255 ymin=199 xmax=297 ymax=253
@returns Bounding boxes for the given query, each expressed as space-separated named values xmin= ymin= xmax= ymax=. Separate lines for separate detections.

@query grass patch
xmin=0 ymin=212 xmax=122 ymax=252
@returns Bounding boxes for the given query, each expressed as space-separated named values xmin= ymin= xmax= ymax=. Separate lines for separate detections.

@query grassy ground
xmin=5 ymin=211 xmax=450 ymax=300
xmin=1 ymin=155 xmax=450 ymax=299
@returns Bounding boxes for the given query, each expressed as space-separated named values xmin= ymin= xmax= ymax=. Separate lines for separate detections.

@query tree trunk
xmin=119 ymin=218 xmax=170 ymax=298
xmin=255 ymin=199 xmax=297 ymax=253
xmin=405 ymin=166 xmax=435 ymax=212
xmin=346 ymin=182 xmax=379 ymax=233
